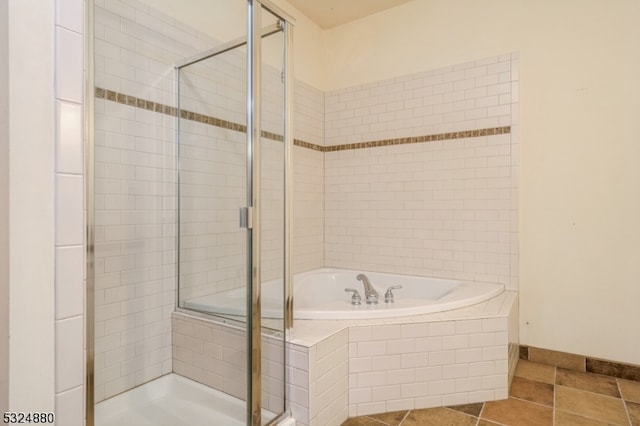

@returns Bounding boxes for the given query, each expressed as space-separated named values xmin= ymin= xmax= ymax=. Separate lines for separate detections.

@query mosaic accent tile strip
xmin=96 ymin=87 xmax=310 ymax=147
xmin=96 ymin=87 xmax=510 ymax=152
xmin=323 ymin=126 xmax=511 ymax=152
xmin=294 ymin=140 xmax=324 ymax=152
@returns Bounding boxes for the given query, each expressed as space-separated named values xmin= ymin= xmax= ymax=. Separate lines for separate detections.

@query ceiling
xmin=286 ymin=0 xmax=415 ymax=29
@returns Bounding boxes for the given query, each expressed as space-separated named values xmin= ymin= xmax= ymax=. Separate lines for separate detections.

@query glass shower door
xmin=176 ymin=2 xmax=291 ymax=424
xmin=176 ymin=29 xmax=254 ymax=423
xmin=177 ymin=43 xmax=249 ymax=324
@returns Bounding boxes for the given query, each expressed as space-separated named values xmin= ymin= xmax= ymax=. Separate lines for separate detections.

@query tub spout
xmin=357 ymin=274 xmax=379 ymax=304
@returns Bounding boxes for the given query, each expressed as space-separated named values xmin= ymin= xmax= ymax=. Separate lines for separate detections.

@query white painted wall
xmin=6 ymin=0 xmax=56 ymax=410
xmin=320 ymin=0 xmax=640 ymax=365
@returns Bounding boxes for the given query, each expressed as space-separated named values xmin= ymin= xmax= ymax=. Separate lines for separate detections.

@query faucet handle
xmin=384 ymin=285 xmax=402 ymax=303
xmin=345 ymin=288 xmax=362 ymax=305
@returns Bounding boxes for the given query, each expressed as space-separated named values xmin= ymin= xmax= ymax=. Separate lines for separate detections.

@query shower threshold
xmin=95 ymin=373 xmax=277 ymax=426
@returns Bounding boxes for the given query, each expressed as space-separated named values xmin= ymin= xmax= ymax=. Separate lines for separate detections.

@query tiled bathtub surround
xmin=288 ymin=329 xmax=350 ymax=426
xmin=170 ymin=290 xmax=518 ymax=425
xmin=324 ymin=54 xmax=519 ymax=291
xmin=346 ymin=291 xmax=518 ymax=418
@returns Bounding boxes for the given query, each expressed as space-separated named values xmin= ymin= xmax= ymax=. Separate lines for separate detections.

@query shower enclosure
xmin=89 ymin=0 xmax=294 ymax=425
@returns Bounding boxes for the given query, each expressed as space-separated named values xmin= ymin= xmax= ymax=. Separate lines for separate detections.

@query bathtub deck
xmin=172 ymin=290 xmax=519 ymax=426
xmin=287 ymin=290 xmax=517 ymax=347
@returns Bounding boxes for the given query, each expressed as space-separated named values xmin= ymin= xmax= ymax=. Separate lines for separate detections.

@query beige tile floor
xmin=342 ymin=360 xmax=640 ymax=425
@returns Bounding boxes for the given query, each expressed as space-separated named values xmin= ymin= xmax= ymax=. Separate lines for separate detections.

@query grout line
xmin=555 ymin=383 xmax=631 ymax=425
xmin=397 ymin=409 xmax=410 ymax=426
xmin=476 ymin=402 xmax=485 ymax=425
xmin=443 ymin=407 xmax=482 ymax=424
xmin=553 ymin=366 xmax=557 ymax=426
xmin=483 ymin=420 xmax=509 ymax=426
xmin=362 ymin=416 xmax=389 ymax=426
xmin=509 ymin=395 xmax=554 ymax=410
xmin=616 ymin=378 xmax=633 ymax=426
xmin=554 ymin=383 xmax=627 ymax=402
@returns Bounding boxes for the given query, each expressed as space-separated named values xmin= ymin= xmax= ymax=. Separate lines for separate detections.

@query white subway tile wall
xmin=54 ymin=0 xmax=84 ymax=424
xmin=295 ymin=81 xmax=325 ymax=146
xmin=171 ymin=313 xmax=287 ymax=416
xmin=263 ymin=292 xmax=517 ymax=424
xmin=278 ymin=327 xmax=351 ymax=426
xmin=94 ymin=0 xmax=188 ymax=401
xmin=348 ymin=292 xmax=516 ymax=417
xmin=293 ymin=144 xmax=325 ymax=273
xmin=287 ymin=343 xmax=311 ymax=424
xmin=308 ymin=329 xmax=349 ymax=426
xmin=172 ymin=314 xmax=246 ymax=401
xmin=176 ymin=113 xmax=247 ymax=302
xmin=293 ymin=82 xmax=325 ymax=274
xmin=93 ymin=96 xmax=176 ymax=402
xmin=325 ymin=57 xmax=512 ymax=147
xmin=324 ymin=54 xmax=519 ymax=290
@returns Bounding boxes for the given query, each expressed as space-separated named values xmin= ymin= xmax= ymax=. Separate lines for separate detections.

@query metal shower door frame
xmin=247 ymin=1 xmax=295 ymax=423
xmin=175 ymin=0 xmax=294 ymax=424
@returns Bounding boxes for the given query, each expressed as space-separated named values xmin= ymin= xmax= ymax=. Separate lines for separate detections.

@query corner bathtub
xmin=184 ymin=268 xmax=504 ymax=320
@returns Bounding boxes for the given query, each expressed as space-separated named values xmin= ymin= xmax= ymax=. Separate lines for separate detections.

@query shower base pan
xmin=95 ymin=373 xmax=281 ymax=426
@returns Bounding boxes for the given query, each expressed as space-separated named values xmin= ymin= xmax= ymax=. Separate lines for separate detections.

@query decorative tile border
xmin=294 ymin=140 xmax=324 ymax=152
xmin=95 ymin=87 xmax=245 ymax=132
xmin=520 ymin=345 xmax=640 ymax=382
xmin=96 ymin=87 xmax=511 ymax=153
xmin=322 ymin=127 xmax=511 ymax=152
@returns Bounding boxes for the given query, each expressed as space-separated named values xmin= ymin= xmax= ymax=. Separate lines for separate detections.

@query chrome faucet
xmin=357 ymin=274 xmax=379 ymax=304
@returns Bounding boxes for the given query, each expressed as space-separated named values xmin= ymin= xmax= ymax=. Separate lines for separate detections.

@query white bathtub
xmin=184 ymin=268 xmax=504 ymax=320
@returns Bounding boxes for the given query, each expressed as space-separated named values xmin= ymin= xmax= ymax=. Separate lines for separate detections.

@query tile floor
xmin=342 ymin=360 xmax=640 ymax=425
